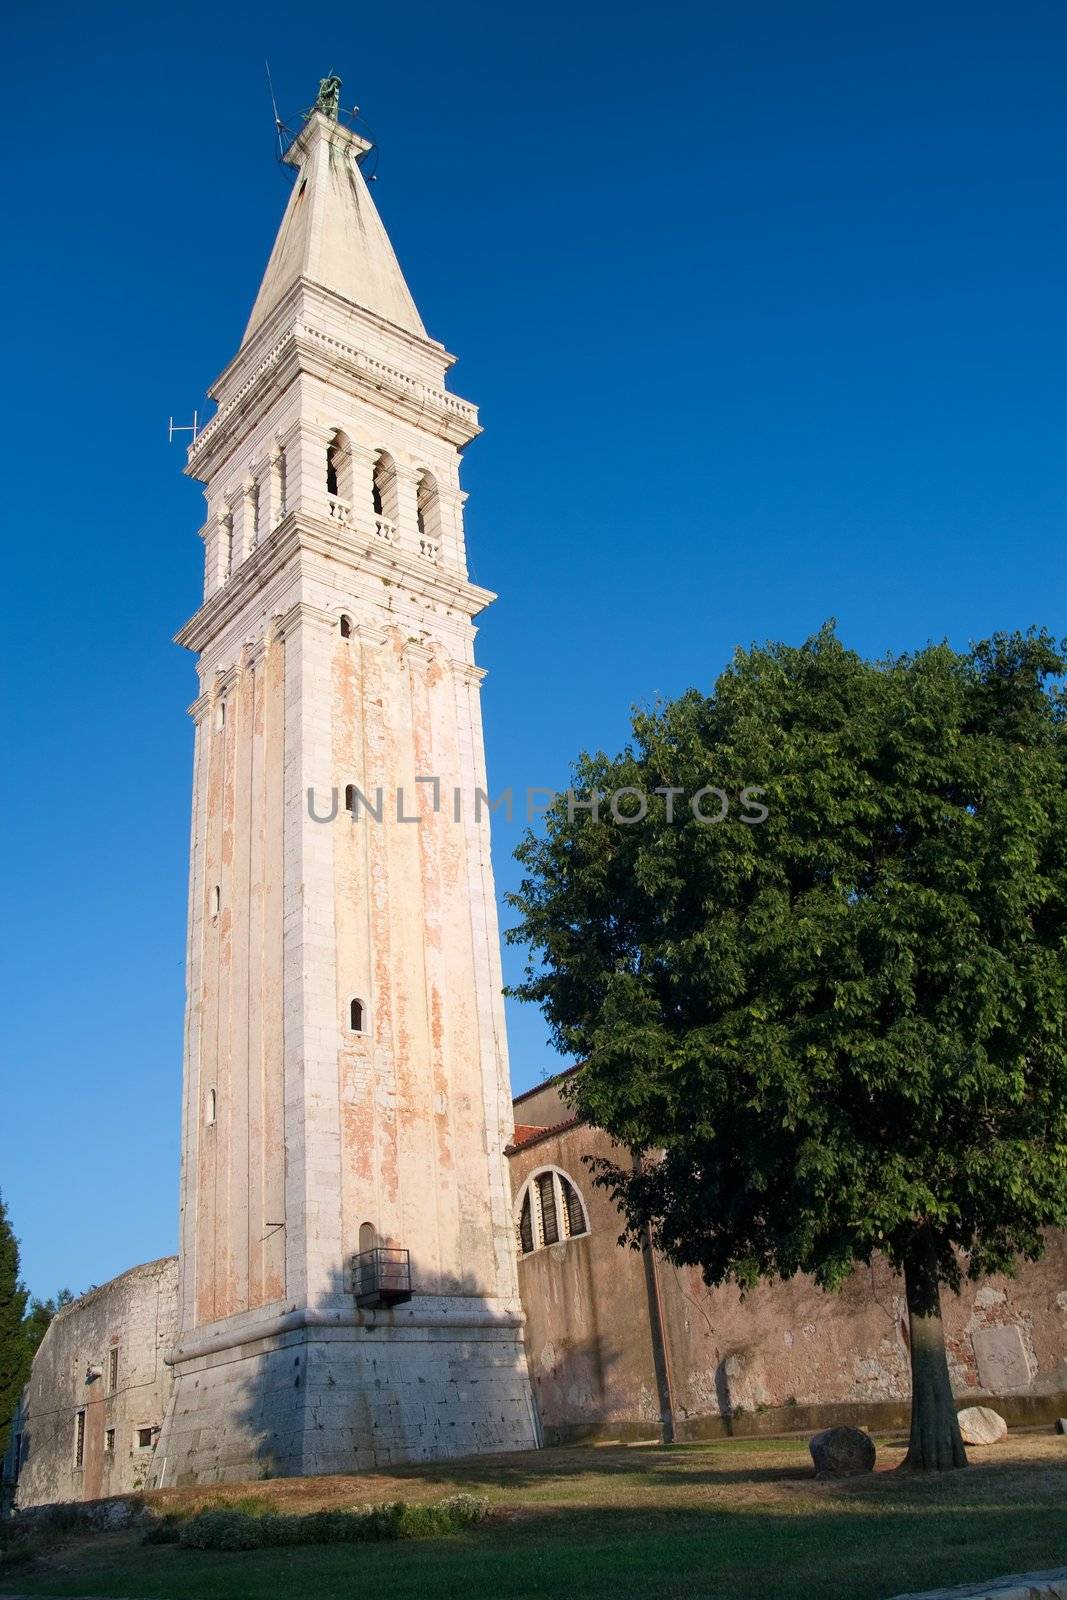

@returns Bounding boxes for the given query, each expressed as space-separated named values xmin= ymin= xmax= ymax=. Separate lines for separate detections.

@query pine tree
xmin=0 ymin=1194 xmax=30 ymax=1461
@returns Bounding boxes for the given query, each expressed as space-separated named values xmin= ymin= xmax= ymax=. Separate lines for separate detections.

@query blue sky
xmin=3 ymin=1 xmax=1065 ymax=1298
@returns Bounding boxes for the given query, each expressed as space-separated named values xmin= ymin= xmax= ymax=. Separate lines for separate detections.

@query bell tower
xmin=157 ymin=83 xmax=538 ymax=1483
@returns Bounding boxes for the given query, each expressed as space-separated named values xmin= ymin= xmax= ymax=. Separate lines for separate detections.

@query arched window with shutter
xmin=514 ymin=1167 xmax=589 ymax=1257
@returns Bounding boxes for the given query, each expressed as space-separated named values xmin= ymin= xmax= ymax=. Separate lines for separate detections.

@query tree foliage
xmin=0 ymin=1194 xmax=71 ymax=1463
xmin=508 ymin=627 xmax=1067 ymax=1467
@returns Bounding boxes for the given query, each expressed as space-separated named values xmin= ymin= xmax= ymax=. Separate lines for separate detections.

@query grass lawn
xmin=2 ymin=1433 xmax=1065 ymax=1600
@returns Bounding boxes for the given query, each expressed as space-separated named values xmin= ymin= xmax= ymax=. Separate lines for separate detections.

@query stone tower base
xmin=155 ymin=1301 xmax=539 ymax=1486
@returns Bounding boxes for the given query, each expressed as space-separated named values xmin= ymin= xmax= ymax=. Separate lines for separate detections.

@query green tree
xmin=22 ymin=1289 xmax=73 ymax=1363
xmin=508 ymin=628 xmax=1067 ymax=1470
xmin=0 ymin=1194 xmax=29 ymax=1461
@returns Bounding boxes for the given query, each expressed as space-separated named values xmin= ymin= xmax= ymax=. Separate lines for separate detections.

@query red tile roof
xmin=505 ymin=1116 xmax=583 ymax=1156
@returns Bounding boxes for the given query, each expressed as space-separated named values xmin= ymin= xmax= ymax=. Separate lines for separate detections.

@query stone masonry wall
xmin=6 ymin=1258 xmax=178 ymax=1508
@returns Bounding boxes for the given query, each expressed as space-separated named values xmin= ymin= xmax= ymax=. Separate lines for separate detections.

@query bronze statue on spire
xmin=313 ymin=74 xmax=342 ymax=121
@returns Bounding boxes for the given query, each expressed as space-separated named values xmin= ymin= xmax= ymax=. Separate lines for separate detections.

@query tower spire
xmin=241 ymin=81 xmax=427 ymax=346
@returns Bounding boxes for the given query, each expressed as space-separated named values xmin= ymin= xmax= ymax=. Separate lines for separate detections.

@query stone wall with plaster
xmin=508 ymin=1114 xmax=1067 ymax=1443
xmin=5 ymin=1259 xmax=178 ymax=1507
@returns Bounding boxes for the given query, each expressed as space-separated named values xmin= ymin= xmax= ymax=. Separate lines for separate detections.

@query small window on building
xmin=216 ymin=700 xmax=226 ymax=730
xmin=108 ymin=1346 xmax=119 ymax=1393
xmin=74 ymin=1409 xmax=85 ymax=1468
xmin=212 ymin=885 xmax=221 ymax=919
xmin=349 ymin=997 xmax=365 ymax=1033
xmin=136 ymin=1427 xmax=154 ymax=1450
xmin=339 ymin=614 xmax=352 ymax=638
xmin=206 ymin=1087 xmax=217 ymax=1126
xmin=359 ymin=1220 xmax=377 ymax=1254
xmin=344 ymin=784 xmax=356 ymax=814
xmin=104 ymin=1427 xmax=115 ymax=1453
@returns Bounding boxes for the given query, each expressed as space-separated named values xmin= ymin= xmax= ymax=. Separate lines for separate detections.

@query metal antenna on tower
xmin=265 ymin=59 xmax=292 ymax=160
xmin=168 ymin=412 xmax=199 ymax=444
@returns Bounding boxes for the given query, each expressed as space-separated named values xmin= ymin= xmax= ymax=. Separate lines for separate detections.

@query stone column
xmin=348 ymin=443 xmax=377 ymax=535
xmin=259 ymin=440 xmax=286 ymax=532
xmin=437 ymin=486 xmax=468 ymax=573
xmin=204 ymin=506 xmax=233 ymax=596
xmin=280 ymin=604 xmax=343 ymax=1311
xmin=284 ymin=420 xmax=332 ymax=524
xmin=233 ymin=479 xmax=258 ymax=564
xmin=393 ymin=463 xmax=422 ymax=550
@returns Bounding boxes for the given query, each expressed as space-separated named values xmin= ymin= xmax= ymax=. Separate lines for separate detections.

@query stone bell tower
xmin=156 ymin=81 xmax=538 ymax=1483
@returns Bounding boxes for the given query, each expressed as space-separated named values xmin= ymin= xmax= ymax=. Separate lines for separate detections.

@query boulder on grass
xmin=809 ymin=1426 xmax=876 ymax=1476
xmin=956 ymin=1405 xmax=1007 ymax=1445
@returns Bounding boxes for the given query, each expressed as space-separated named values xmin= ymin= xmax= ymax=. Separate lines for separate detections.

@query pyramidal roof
xmin=242 ymin=109 xmax=428 ymax=345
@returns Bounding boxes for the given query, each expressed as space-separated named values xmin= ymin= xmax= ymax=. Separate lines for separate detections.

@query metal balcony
xmin=353 ymin=1246 xmax=412 ymax=1309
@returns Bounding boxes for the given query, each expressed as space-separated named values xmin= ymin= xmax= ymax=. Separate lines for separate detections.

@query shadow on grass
xmin=371 ymin=1441 xmax=818 ymax=1493
xmin=4 ymin=1488 xmax=1066 ymax=1600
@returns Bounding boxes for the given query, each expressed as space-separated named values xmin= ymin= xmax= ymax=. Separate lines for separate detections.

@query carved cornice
xmin=265 ymin=599 xmax=337 ymax=640
xmin=186 ymin=330 xmax=300 ymax=481
xmin=295 ymin=323 xmax=480 ymax=445
xmin=451 ymin=661 xmax=488 ymax=687
xmin=175 ymin=510 xmax=496 ymax=658
xmin=175 ymin=521 xmax=303 ymax=654
xmin=186 ymin=295 xmax=481 ymax=483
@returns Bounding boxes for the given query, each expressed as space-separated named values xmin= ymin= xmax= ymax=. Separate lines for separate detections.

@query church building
xmin=4 ymin=80 xmax=1064 ymax=1508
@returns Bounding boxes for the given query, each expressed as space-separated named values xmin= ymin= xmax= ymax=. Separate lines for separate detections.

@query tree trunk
xmin=901 ymin=1232 xmax=968 ymax=1471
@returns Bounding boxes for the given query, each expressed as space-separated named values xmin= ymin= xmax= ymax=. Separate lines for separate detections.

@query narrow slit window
xmin=74 ymin=1410 xmax=85 ymax=1468
xmin=349 ymin=997 xmax=365 ymax=1033
xmin=206 ymin=1087 xmax=217 ymax=1125
xmin=518 ymin=1191 xmax=534 ymax=1256
xmin=104 ymin=1427 xmax=115 ymax=1453
xmin=339 ymin=614 xmax=352 ymax=638
xmin=344 ymin=784 xmax=356 ymax=814
xmin=212 ymin=885 xmax=221 ymax=919
xmin=108 ymin=1346 xmax=119 ymax=1393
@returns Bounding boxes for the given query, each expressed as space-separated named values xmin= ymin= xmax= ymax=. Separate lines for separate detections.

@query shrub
xmin=175 ymin=1494 xmax=491 ymax=1552
xmin=178 ymin=1510 xmax=264 ymax=1551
